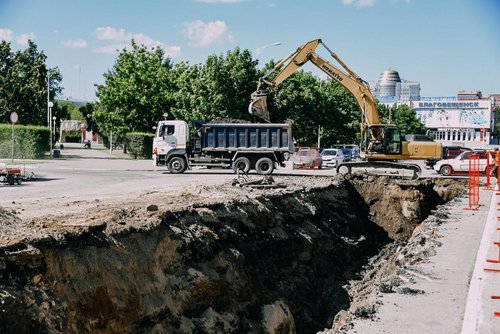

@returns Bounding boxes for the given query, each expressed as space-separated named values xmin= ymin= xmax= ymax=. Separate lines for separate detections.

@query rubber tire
xmin=440 ymin=165 xmax=453 ymax=176
xmin=232 ymin=157 xmax=251 ymax=174
xmin=168 ymin=157 xmax=187 ymax=174
xmin=7 ymin=175 xmax=15 ymax=185
xmin=255 ymin=157 xmax=274 ymax=175
xmin=337 ymin=164 xmax=350 ymax=175
xmin=16 ymin=178 xmax=22 ymax=185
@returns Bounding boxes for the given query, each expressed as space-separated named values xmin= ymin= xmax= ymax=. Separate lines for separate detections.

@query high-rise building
xmin=377 ymin=69 xmax=401 ymax=97
xmin=398 ymin=81 xmax=421 ymax=102
xmin=372 ymin=69 xmax=420 ymax=105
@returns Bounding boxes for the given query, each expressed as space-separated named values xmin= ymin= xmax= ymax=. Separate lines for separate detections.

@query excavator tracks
xmin=336 ymin=161 xmax=422 ymax=180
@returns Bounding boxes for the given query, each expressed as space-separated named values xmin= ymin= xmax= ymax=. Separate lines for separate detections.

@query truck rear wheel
xmin=168 ymin=157 xmax=187 ymax=174
xmin=255 ymin=157 xmax=274 ymax=175
xmin=233 ymin=157 xmax=251 ymax=174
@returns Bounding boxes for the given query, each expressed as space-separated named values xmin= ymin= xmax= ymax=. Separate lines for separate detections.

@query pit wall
xmin=0 ymin=177 xmax=462 ymax=334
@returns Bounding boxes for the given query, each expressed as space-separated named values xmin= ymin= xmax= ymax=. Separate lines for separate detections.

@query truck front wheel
xmin=168 ymin=157 xmax=187 ymax=174
xmin=255 ymin=157 xmax=274 ymax=175
xmin=233 ymin=157 xmax=251 ymax=174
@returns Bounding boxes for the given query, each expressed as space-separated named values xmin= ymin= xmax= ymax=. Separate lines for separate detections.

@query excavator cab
xmin=367 ymin=125 xmax=402 ymax=155
xmin=382 ymin=126 xmax=402 ymax=155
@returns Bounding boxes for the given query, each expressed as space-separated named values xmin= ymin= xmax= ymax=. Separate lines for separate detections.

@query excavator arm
xmin=249 ymin=39 xmax=379 ymax=128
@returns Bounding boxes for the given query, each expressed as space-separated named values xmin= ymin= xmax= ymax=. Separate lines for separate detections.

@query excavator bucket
xmin=248 ymin=90 xmax=270 ymax=123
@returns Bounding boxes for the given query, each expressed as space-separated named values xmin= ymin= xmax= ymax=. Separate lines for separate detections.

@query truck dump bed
xmin=202 ymin=123 xmax=293 ymax=152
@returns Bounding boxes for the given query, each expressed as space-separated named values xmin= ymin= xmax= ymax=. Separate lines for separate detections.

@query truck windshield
xmin=159 ymin=125 xmax=175 ymax=137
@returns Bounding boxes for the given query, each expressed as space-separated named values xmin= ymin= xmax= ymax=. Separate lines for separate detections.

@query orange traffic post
xmin=496 ymin=151 xmax=500 ymax=194
xmin=484 ymin=151 xmax=493 ymax=190
xmin=465 ymin=153 xmax=481 ymax=210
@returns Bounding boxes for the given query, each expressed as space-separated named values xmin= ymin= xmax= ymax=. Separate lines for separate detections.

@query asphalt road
xmin=1 ymin=143 xmax=242 ymax=217
xmin=0 ymin=142 xmax=439 ymax=218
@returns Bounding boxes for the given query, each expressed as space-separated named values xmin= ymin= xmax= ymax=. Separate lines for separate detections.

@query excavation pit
xmin=0 ymin=175 xmax=465 ymax=333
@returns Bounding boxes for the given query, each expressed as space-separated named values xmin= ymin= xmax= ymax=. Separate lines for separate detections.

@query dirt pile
xmin=0 ymin=176 xmax=465 ymax=334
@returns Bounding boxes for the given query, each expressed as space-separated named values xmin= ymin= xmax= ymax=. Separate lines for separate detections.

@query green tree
xmin=378 ymin=103 xmax=427 ymax=135
xmin=80 ymin=102 xmax=98 ymax=132
xmin=94 ymin=40 xmax=176 ymax=136
xmin=172 ymin=47 xmax=259 ymax=122
xmin=0 ymin=40 xmax=62 ymax=126
xmin=261 ymin=65 xmax=360 ymax=147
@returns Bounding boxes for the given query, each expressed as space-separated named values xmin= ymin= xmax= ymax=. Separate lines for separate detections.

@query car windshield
xmin=321 ymin=150 xmax=337 ymax=156
xmin=459 ymin=151 xmax=488 ymax=160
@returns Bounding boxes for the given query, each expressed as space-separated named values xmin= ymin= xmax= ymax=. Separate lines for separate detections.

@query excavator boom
xmin=249 ymin=39 xmax=379 ymax=127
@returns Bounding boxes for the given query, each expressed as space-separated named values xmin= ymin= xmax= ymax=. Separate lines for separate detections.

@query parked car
xmin=434 ymin=150 xmax=492 ymax=176
xmin=291 ymin=147 xmax=322 ymax=169
xmin=425 ymin=146 xmax=471 ymax=169
xmin=320 ymin=148 xmax=344 ymax=168
xmin=331 ymin=144 xmax=361 ymax=162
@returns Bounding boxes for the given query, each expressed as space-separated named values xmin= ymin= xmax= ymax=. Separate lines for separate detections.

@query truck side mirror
xmin=152 ymin=126 xmax=157 ymax=130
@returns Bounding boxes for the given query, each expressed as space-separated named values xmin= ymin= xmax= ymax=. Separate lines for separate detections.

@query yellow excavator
xmin=249 ymin=38 xmax=442 ymax=179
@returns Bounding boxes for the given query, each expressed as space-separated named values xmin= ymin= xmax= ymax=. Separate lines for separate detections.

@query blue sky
xmin=1 ymin=0 xmax=499 ymax=102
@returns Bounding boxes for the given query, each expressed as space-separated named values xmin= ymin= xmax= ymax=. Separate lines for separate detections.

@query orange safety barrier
xmin=465 ymin=153 xmax=480 ymax=210
xmin=484 ymin=151 xmax=493 ymax=190
xmin=497 ymin=151 xmax=500 ymax=193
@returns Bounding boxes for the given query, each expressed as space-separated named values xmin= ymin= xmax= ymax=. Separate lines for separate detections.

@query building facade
xmin=489 ymin=93 xmax=500 ymax=110
xmin=411 ymin=97 xmax=494 ymax=148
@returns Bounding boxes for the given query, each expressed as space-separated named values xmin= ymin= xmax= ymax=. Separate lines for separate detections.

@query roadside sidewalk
xmin=462 ymin=186 xmax=500 ymax=333
xmin=347 ymin=184 xmax=497 ymax=333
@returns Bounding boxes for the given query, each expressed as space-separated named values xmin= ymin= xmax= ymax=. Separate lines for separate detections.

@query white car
xmin=320 ymin=148 xmax=344 ymax=168
xmin=434 ymin=150 xmax=492 ymax=176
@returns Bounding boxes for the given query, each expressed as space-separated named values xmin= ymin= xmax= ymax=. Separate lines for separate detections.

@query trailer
xmin=153 ymin=120 xmax=294 ymax=175
xmin=0 ymin=163 xmax=22 ymax=185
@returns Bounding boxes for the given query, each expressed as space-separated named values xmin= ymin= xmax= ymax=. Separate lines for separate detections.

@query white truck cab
xmin=153 ymin=120 xmax=189 ymax=166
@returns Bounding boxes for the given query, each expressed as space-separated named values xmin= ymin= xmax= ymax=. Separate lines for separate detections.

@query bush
xmin=0 ymin=124 xmax=50 ymax=159
xmin=126 ymin=132 xmax=154 ymax=159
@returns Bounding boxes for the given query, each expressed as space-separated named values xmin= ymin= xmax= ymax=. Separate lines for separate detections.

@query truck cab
xmin=153 ymin=120 xmax=189 ymax=167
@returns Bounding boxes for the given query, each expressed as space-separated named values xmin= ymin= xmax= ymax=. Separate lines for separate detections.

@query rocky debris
xmin=0 ymin=176 xmax=465 ymax=333
xmin=262 ymin=300 xmax=296 ymax=334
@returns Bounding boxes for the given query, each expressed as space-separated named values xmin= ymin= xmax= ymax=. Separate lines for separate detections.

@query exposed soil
xmin=0 ymin=175 xmax=466 ymax=333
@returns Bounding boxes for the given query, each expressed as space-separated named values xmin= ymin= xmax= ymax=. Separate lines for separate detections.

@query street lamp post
xmin=49 ymin=102 xmax=54 ymax=158
xmin=52 ymin=116 xmax=57 ymax=145
xmin=47 ymin=70 xmax=51 ymax=127
xmin=255 ymin=42 xmax=281 ymax=56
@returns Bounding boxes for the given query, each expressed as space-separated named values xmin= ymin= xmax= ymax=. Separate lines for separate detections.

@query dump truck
xmin=152 ymin=120 xmax=294 ymax=175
